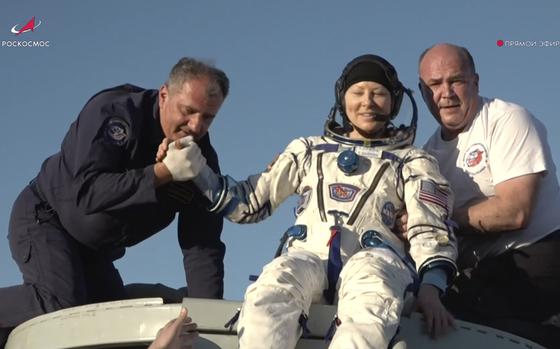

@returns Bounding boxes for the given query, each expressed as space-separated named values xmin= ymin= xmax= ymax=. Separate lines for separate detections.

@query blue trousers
xmin=0 ymin=185 xmax=126 ymax=331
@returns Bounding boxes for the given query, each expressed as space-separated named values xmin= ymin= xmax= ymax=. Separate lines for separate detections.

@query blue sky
xmin=1 ymin=1 xmax=559 ymax=300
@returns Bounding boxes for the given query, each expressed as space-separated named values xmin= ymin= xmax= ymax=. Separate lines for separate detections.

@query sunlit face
xmin=158 ymin=77 xmax=224 ymax=141
xmin=344 ymin=81 xmax=392 ymax=140
xmin=419 ymin=45 xmax=480 ymax=140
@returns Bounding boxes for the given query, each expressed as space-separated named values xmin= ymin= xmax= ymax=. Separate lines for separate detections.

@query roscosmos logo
xmin=2 ymin=16 xmax=50 ymax=48
xmin=11 ymin=16 xmax=42 ymax=35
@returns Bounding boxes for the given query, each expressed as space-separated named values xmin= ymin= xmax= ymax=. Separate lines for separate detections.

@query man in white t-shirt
xmin=418 ymin=43 xmax=560 ymax=347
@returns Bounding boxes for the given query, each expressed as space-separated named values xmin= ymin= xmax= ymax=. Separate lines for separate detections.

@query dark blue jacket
xmin=34 ymin=84 xmax=225 ymax=298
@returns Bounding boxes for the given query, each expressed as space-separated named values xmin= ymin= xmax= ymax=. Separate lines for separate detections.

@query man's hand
xmin=148 ymin=307 xmax=198 ymax=349
xmin=156 ymin=138 xmax=172 ymax=163
xmin=416 ymin=284 xmax=455 ymax=339
xmin=162 ymin=136 xmax=206 ymax=182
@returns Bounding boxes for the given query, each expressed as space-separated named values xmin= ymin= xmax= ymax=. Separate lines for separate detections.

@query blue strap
xmin=381 ymin=151 xmax=402 ymax=163
xmin=324 ymin=227 xmax=343 ymax=304
xmin=324 ymin=315 xmax=341 ymax=342
xmin=313 ymin=143 xmax=339 ymax=152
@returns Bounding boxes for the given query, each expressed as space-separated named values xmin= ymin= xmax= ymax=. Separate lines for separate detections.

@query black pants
xmin=0 ymin=186 xmax=126 ymax=337
xmin=443 ymin=231 xmax=560 ymax=348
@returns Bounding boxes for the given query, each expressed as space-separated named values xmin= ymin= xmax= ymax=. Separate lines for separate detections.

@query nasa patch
xmin=381 ymin=202 xmax=396 ymax=227
xmin=104 ymin=117 xmax=129 ymax=146
xmin=295 ymin=186 xmax=312 ymax=216
xmin=463 ymin=143 xmax=488 ymax=174
xmin=329 ymin=183 xmax=359 ymax=202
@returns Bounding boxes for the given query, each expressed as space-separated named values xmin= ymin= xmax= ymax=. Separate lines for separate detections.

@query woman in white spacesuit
xmin=159 ymin=54 xmax=458 ymax=349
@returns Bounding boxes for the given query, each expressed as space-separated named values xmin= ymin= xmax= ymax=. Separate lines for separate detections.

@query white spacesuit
xmin=190 ymin=55 xmax=458 ymax=349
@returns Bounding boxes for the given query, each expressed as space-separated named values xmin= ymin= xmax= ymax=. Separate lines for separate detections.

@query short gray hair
xmin=167 ymin=57 xmax=230 ymax=98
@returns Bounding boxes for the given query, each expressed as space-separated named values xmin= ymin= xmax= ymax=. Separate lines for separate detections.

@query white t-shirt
xmin=424 ymin=97 xmax=560 ymax=260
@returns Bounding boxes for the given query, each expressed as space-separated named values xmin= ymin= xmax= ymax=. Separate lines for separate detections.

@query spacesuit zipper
xmin=347 ymin=161 xmax=390 ymax=225
xmin=316 ymin=152 xmax=327 ymax=222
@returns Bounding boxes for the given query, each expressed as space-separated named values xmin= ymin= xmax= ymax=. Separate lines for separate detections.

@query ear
xmin=474 ymin=73 xmax=480 ymax=90
xmin=418 ymin=80 xmax=428 ymax=101
xmin=159 ymin=84 xmax=169 ymax=106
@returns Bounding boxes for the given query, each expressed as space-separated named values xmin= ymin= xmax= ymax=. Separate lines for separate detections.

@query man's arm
xmin=178 ymin=203 xmax=225 ymax=299
xmin=454 ymin=173 xmax=541 ymax=235
xmin=66 ymin=102 xmax=160 ymax=214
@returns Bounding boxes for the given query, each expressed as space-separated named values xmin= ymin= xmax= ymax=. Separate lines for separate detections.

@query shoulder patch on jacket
xmin=104 ymin=117 xmax=129 ymax=146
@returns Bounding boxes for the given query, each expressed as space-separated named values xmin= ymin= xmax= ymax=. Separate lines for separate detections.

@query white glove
xmin=162 ymin=136 xmax=206 ymax=181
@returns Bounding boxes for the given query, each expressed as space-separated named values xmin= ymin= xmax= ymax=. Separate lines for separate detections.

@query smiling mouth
xmin=359 ymin=111 xmax=382 ymax=117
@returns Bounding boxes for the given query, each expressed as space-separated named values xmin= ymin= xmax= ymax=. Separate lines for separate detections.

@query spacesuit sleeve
xmin=400 ymin=148 xmax=458 ymax=284
xmin=196 ymin=138 xmax=310 ymax=224
xmin=66 ymin=95 xmax=158 ymax=215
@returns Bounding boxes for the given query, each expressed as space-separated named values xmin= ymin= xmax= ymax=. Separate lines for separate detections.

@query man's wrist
xmin=154 ymin=162 xmax=173 ymax=187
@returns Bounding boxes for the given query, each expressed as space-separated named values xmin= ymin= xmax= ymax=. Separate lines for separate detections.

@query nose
xmin=188 ymin=113 xmax=204 ymax=136
xmin=360 ymin=92 xmax=375 ymax=106
xmin=440 ymin=82 xmax=456 ymax=98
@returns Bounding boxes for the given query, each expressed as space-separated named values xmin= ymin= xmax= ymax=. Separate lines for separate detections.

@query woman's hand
xmin=416 ymin=284 xmax=455 ymax=339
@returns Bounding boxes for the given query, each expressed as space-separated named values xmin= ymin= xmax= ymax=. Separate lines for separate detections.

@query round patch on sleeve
xmin=381 ymin=201 xmax=396 ymax=227
xmin=103 ymin=117 xmax=129 ymax=146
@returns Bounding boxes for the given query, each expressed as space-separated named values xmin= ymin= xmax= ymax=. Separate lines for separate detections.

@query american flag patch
xmin=418 ymin=180 xmax=449 ymax=211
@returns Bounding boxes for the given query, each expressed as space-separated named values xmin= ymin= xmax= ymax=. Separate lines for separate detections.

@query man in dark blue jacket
xmin=0 ymin=57 xmax=229 ymax=345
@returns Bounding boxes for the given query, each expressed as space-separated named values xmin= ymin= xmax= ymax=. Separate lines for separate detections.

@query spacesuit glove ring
xmin=162 ymin=136 xmax=207 ymax=181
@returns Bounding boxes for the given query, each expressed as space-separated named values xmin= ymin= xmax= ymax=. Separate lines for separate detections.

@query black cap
xmin=343 ymin=60 xmax=392 ymax=93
